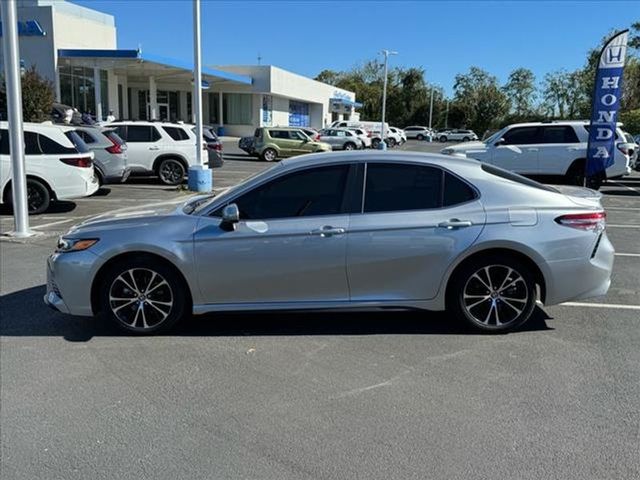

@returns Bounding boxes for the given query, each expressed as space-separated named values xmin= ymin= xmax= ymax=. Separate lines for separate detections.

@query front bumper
xmin=45 ymin=251 xmax=99 ymax=317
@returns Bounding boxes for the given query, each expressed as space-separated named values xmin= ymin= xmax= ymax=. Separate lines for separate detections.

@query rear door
xmin=491 ymin=126 xmax=540 ymax=174
xmin=537 ymin=125 xmax=582 ymax=175
xmin=347 ymin=162 xmax=486 ymax=301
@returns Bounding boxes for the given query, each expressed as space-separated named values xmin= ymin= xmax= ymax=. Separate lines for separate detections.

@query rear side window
xmin=0 ymin=129 xmax=9 ymax=154
xmin=540 ymin=126 xmax=579 ymax=144
xmin=364 ymin=163 xmax=442 ymax=213
xmin=481 ymin=164 xmax=558 ymax=193
xmin=76 ymin=130 xmax=96 ymax=144
xmin=124 ymin=125 xmax=161 ymax=142
xmin=64 ymin=131 xmax=91 ymax=153
xmin=269 ymin=130 xmax=289 ymax=139
xmin=0 ymin=129 xmax=77 ymax=154
xmin=502 ymin=127 xmax=539 ymax=145
xmin=443 ymin=172 xmax=477 ymax=206
xmin=163 ymin=126 xmax=190 ymax=141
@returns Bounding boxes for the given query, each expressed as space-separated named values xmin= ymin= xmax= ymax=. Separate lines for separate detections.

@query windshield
xmin=483 ymin=129 xmax=505 ymax=145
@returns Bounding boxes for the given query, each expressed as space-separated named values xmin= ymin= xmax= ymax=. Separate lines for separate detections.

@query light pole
xmin=428 ymin=85 xmax=435 ymax=130
xmin=445 ymin=99 xmax=449 ymax=129
xmin=188 ymin=0 xmax=212 ymax=192
xmin=378 ymin=49 xmax=397 ymax=150
xmin=1 ymin=0 xmax=32 ymax=237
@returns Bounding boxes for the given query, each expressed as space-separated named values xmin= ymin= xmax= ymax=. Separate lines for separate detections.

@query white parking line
xmin=559 ymin=302 xmax=640 ymax=311
xmin=607 ymin=224 xmax=640 ymax=228
xmin=612 ymin=182 xmax=640 ymax=194
xmin=32 ymin=218 xmax=80 ymax=230
xmin=615 ymin=253 xmax=640 ymax=257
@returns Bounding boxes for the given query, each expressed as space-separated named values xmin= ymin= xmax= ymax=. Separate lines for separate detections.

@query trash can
xmin=217 ymin=126 xmax=225 ymax=136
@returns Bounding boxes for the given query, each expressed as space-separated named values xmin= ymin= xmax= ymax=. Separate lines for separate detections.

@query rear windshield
xmin=65 ymin=131 xmax=91 ymax=153
xmin=481 ymin=164 xmax=558 ymax=193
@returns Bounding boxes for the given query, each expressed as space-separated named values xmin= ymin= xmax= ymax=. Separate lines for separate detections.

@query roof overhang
xmin=330 ymin=97 xmax=362 ymax=108
xmin=57 ymin=49 xmax=253 ymax=86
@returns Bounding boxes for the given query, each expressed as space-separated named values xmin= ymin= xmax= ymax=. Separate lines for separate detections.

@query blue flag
xmin=586 ymin=30 xmax=629 ymax=177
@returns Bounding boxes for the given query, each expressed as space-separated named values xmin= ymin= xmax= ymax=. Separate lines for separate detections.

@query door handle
xmin=438 ymin=219 xmax=473 ymax=229
xmin=310 ymin=226 xmax=346 ymax=237
xmin=149 ymin=146 xmax=160 ymax=150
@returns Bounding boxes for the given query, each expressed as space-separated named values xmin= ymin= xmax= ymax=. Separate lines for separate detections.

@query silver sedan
xmin=45 ymin=151 xmax=614 ymax=334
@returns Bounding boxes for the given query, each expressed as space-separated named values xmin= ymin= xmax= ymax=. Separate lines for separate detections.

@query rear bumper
xmin=544 ymin=231 xmax=615 ymax=305
xmin=103 ymin=167 xmax=132 ymax=184
xmin=55 ymin=173 xmax=100 ymax=200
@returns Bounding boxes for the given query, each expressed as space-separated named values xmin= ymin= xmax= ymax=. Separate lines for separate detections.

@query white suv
xmin=107 ymin=121 xmax=205 ymax=185
xmin=403 ymin=126 xmax=431 ymax=140
xmin=441 ymin=121 xmax=632 ymax=188
xmin=438 ymin=129 xmax=478 ymax=142
xmin=1 ymin=122 xmax=99 ymax=214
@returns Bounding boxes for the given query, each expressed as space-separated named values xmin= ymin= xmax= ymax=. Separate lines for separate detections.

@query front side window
xmin=289 ymin=130 xmax=307 ymax=141
xmin=230 ymin=165 xmax=350 ymax=220
xmin=501 ymin=127 xmax=539 ymax=145
xmin=364 ymin=163 xmax=442 ymax=213
xmin=125 ymin=126 xmax=159 ymax=143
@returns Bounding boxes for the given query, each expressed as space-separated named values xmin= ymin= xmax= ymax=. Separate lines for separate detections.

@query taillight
xmin=367 ymin=131 xmax=372 ymax=137
xmin=555 ymin=211 xmax=606 ymax=231
xmin=60 ymin=157 xmax=93 ymax=168
xmin=106 ymin=143 xmax=122 ymax=154
xmin=617 ymin=144 xmax=631 ymax=155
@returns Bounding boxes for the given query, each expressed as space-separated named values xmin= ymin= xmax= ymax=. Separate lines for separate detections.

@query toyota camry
xmin=45 ymin=151 xmax=614 ymax=334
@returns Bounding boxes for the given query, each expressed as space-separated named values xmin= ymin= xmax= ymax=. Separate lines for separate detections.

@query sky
xmin=74 ymin=0 xmax=637 ymax=96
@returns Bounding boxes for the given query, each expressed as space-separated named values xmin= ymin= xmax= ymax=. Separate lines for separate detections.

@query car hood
xmin=443 ymin=141 xmax=487 ymax=153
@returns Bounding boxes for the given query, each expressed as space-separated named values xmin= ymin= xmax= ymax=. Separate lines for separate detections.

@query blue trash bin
xmin=217 ymin=126 xmax=225 ymax=136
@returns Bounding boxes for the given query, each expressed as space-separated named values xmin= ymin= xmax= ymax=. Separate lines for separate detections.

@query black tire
xmin=372 ymin=138 xmax=381 ymax=149
xmin=95 ymin=169 xmax=104 ymax=187
xmin=463 ymin=137 xmax=470 ymax=142
xmin=100 ymin=257 xmax=187 ymax=335
xmin=439 ymin=136 xmax=447 ymax=142
xmin=417 ymin=134 xmax=424 ymax=141
xmin=387 ymin=138 xmax=397 ymax=147
xmin=4 ymin=178 xmax=51 ymax=215
xmin=565 ymin=161 xmax=603 ymax=190
xmin=261 ymin=148 xmax=277 ymax=162
xmin=157 ymin=158 xmax=186 ymax=185
xmin=447 ymin=254 xmax=537 ymax=333
xmin=344 ymin=142 xmax=356 ymax=151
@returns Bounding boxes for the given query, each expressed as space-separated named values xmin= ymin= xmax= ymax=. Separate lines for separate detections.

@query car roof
xmin=0 ymin=121 xmax=76 ymax=133
xmin=505 ymin=120 xmax=624 ymax=128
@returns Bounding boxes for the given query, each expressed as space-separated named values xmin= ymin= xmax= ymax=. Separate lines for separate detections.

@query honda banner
xmin=586 ymin=30 xmax=629 ymax=178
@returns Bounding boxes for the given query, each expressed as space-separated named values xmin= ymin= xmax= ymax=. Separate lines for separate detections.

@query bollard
xmin=377 ymin=140 xmax=387 ymax=151
xmin=188 ymin=165 xmax=212 ymax=192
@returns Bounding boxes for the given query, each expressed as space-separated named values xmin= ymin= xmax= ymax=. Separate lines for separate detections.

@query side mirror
xmin=220 ymin=203 xmax=240 ymax=231
xmin=494 ymin=138 xmax=506 ymax=146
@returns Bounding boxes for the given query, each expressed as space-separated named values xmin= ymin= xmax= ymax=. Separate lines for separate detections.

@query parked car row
xmin=0 ymin=119 xmax=225 ymax=214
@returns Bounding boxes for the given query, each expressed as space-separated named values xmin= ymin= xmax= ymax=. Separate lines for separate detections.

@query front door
xmin=194 ymin=163 xmax=355 ymax=305
xmin=347 ymin=162 xmax=486 ymax=301
xmin=491 ymin=126 xmax=540 ymax=175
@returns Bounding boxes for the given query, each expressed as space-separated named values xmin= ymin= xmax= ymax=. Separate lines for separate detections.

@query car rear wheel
xmin=439 ymin=136 xmax=448 ymax=142
xmin=417 ymin=134 xmax=424 ymax=141
xmin=4 ymin=178 xmax=51 ymax=215
xmin=100 ymin=259 xmax=186 ymax=334
xmin=262 ymin=148 xmax=277 ymax=162
xmin=387 ymin=138 xmax=396 ymax=147
xmin=463 ymin=137 xmax=470 ymax=142
xmin=344 ymin=142 xmax=356 ymax=151
xmin=157 ymin=158 xmax=185 ymax=185
xmin=371 ymin=138 xmax=381 ymax=149
xmin=565 ymin=161 xmax=603 ymax=190
xmin=447 ymin=254 xmax=537 ymax=333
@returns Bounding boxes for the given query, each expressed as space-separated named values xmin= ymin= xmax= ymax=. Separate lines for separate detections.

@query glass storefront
xmin=223 ymin=93 xmax=252 ymax=125
xmin=59 ymin=65 xmax=108 ymax=116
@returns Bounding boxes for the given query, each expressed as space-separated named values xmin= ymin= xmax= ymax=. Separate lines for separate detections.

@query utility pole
xmin=445 ymin=99 xmax=449 ymax=129
xmin=1 ymin=0 xmax=32 ymax=237
xmin=188 ymin=0 xmax=212 ymax=192
xmin=428 ymin=86 xmax=435 ymax=130
xmin=378 ymin=49 xmax=397 ymax=150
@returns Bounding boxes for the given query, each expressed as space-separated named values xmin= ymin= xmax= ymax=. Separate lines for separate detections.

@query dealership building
xmin=1 ymin=0 xmax=360 ymax=136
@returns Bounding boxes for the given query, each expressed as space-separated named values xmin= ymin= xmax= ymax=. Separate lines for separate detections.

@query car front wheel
xmin=447 ymin=254 xmax=537 ymax=333
xmin=157 ymin=158 xmax=186 ymax=185
xmin=344 ymin=142 xmax=356 ymax=151
xmin=262 ymin=148 xmax=277 ymax=162
xmin=100 ymin=258 xmax=186 ymax=334
xmin=417 ymin=134 xmax=424 ymax=141
xmin=439 ymin=136 xmax=447 ymax=142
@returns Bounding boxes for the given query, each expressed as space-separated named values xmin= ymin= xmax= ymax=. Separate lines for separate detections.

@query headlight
xmin=56 ymin=237 xmax=99 ymax=253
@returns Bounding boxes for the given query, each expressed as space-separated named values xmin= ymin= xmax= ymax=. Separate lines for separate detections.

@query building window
xmin=262 ymin=95 xmax=272 ymax=126
xmin=223 ymin=93 xmax=252 ymax=125
xmin=209 ymin=93 xmax=219 ymax=124
xmin=59 ymin=65 xmax=109 ymax=117
xmin=187 ymin=92 xmax=192 ymax=121
xmin=289 ymin=100 xmax=309 ymax=127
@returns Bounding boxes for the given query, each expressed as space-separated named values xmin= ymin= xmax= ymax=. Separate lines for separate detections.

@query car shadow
xmin=223 ymin=153 xmax=262 ymax=162
xmin=601 ymin=189 xmax=640 ymax=197
xmin=0 ymin=200 xmax=77 ymax=216
xmin=1 ymin=285 xmax=553 ymax=342
xmin=91 ymin=187 xmax=112 ymax=197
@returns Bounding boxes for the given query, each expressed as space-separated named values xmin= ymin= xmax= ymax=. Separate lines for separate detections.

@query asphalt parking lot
xmin=1 ymin=140 xmax=639 ymax=479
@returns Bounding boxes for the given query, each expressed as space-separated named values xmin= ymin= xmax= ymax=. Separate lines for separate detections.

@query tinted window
xmin=76 ymin=130 xmax=96 ymax=144
xmin=540 ymin=126 xmax=579 ymax=144
xmin=481 ymin=164 xmax=558 ymax=193
xmin=104 ymin=130 xmax=125 ymax=146
xmin=125 ymin=126 xmax=159 ymax=142
xmin=0 ymin=129 xmax=8 ymax=154
xmin=364 ymin=163 xmax=442 ymax=213
xmin=269 ymin=130 xmax=290 ymax=139
xmin=24 ymin=131 xmax=41 ymax=154
xmin=289 ymin=130 xmax=307 ymax=140
xmin=163 ymin=126 xmax=190 ymax=141
xmin=232 ymin=165 xmax=350 ymax=220
xmin=443 ymin=172 xmax=477 ymax=206
xmin=64 ymin=131 xmax=91 ymax=153
xmin=502 ymin=127 xmax=539 ymax=145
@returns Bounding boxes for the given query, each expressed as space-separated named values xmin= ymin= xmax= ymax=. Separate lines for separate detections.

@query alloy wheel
xmin=108 ymin=268 xmax=174 ymax=330
xmin=159 ymin=160 xmax=184 ymax=184
xmin=462 ymin=265 xmax=529 ymax=327
xmin=27 ymin=183 xmax=45 ymax=212
xmin=263 ymin=149 xmax=276 ymax=162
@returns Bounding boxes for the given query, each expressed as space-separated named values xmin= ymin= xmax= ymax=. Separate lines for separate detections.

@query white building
xmin=1 ymin=0 xmax=360 ymax=136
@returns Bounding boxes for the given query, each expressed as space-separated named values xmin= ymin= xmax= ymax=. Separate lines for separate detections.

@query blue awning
xmin=58 ymin=49 xmax=253 ymax=85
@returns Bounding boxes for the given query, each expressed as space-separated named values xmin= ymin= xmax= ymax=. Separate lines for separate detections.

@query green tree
xmin=503 ymin=68 xmax=536 ymax=116
xmin=452 ymin=67 xmax=509 ymax=134
xmin=541 ymin=70 xmax=585 ymax=119
xmin=620 ymin=109 xmax=640 ymax=134
xmin=0 ymin=66 xmax=54 ymax=122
